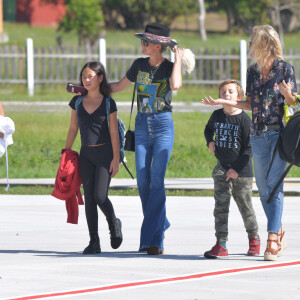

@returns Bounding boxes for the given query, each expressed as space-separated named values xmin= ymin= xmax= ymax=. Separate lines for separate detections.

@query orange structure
xmin=16 ymin=0 xmax=66 ymax=27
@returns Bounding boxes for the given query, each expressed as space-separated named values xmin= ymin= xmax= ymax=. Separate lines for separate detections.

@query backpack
xmin=75 ymin=95 xmax=134 ymax=179
xmin=266 ymin=111 xmax=300 ymax=203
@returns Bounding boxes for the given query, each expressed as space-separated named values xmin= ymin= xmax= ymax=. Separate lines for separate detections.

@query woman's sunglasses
xmin=141 ymin=40 xmax=150 ymax=47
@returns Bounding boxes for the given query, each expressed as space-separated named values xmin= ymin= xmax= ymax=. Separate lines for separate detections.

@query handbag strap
xmin=128 ymin=82 xmax=137 ymax=130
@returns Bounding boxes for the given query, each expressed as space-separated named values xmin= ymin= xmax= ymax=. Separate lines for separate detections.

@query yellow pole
xmin=0 ymin=0 xmax=3 ymax=33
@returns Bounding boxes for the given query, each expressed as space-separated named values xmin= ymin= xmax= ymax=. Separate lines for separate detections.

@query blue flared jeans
xmin=135 ymin=112 xmax=174 ymax=252
xmin=250 ymin=130 xmax=287 ymax=234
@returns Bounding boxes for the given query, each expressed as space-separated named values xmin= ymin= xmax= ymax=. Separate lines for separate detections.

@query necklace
xmin=149 ymin=59 xmax=164 ymax=80
xmin=223 ymin=108 xmax=240 ymax=116
xmin=150 ymin=65 xmax=159 ymax=79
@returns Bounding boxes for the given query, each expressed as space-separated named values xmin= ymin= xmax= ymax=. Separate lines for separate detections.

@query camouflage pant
xmin=212 ymin=161 xmax=259 ymax=242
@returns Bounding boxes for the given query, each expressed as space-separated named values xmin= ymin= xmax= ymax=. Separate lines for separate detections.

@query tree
xmin=268 ymin=0 xmax=300 ymax=47
xmin=197 ymin=0 xmax=207 ymax=40
xmin=207 ymin=0 xmax=300 ymax=37
xmin=102 ymin=0 xmax=196 ymax=29
xmin=42 ymin=0 xmax=103 ymax=49
xmin=207 ymin=0 xmax=270 ymax=34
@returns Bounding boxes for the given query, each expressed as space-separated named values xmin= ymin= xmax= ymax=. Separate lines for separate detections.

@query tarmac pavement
xmin=0 ymin=194 xmax=300 ymax=300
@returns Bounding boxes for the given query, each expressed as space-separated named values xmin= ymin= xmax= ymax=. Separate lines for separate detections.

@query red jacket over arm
xmin=52 ymin=149 xmax=84 ymax=224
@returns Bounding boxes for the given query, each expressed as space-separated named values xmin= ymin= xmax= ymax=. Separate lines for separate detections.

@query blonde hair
xmin=218 ymin=79 xmax=244 ymax=99
xmin=250 ymin=25 xmax=283 ymax=72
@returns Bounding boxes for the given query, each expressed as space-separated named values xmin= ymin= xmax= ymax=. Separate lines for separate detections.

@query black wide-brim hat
xmin=135 ymin=23 xmax=177 ymax=47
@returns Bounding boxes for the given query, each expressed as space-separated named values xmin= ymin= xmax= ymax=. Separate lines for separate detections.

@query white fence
xmin=0 ymin=38 xmax=300 ymax=95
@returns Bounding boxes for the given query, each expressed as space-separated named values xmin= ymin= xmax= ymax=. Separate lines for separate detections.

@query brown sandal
xmin=278 ymin=227 xmax=287 ymax=255
xmin=264 ymin=239 xmax=279 ymax=261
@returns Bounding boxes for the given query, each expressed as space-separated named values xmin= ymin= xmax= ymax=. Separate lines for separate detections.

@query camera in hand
xmin=66 ymin=83 xmax=87 ymax=94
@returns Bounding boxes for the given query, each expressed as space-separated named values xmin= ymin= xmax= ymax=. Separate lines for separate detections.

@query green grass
xmin=1 ymin=111 xmax=300 ymax=181
xmin=1 ymin=111 xmax=212 ymax=178
xmin=4 ymin=21 xmax=300 ymax=49
xmin=0 ymin=84 xmax=218 ymax=102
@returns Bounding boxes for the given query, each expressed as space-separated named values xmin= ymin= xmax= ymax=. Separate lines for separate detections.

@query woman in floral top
xmin=202 ymin=25 xmax=297 ymax=261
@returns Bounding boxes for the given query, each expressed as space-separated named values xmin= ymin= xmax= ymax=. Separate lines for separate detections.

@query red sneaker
xmin=247 ymin=236 xmax=260 ymax=256
xmin=204 ymin=242 xmax=228 ymax=259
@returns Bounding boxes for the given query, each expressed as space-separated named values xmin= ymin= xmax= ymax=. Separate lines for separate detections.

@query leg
xmin=204 ymin=163 xmax=230 ymax=259
xmin=94 ymin=164 xmax=116 ymax=222
xmin=135 ymin=119 xmax=152 ymax=217
xmin=231 ymin=177 xmax=258 ymax=239
xmin=135 ymin=113 xmax=152 ymax=251
xmin=251 ymin=130 xmax=286 ymax=260
xmin=137 ymin=113 xmax=174 ymax=253
xmin=79 ymin=148 xmax=100 ymax=254
xmin=80 ymin=149 xmax=98 ymax=236
xmin=251 ymin=131 xmax=286 ymax=234
xmin=232 ymin=177 xmax=260 ymax=255
xmin=93 ymin=145 xmax=122 ymax=249
xmin=212 ymin=162 xmax=231 ymax=243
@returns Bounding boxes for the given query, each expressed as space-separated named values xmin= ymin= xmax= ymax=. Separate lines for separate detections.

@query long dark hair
xmin=79 ymin=61 xmax=111 ymax=97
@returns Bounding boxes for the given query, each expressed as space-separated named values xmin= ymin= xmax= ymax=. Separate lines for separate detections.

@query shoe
xmin=83 ymin=236 xmax=101 ymax=255
xmin=109 ymin=218 xmax=123 ymax=249
xmin=204 ymin=242 xmax=228 ymax=259
xmin=147 ymin=246 xmax=164 ymax=255
xmin=277 ymin=227 xmax=287 ymax=256
xmin=247 ymin=236 xmax=260 ymax=256
xmin=264 ymin=239 xmax=278 ymax=261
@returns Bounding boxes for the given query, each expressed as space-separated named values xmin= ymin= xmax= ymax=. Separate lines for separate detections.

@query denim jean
xmin=250 ymin=130 xmax=287 ymax=234
xmin=135 ymin=112 xmax=174 ymax=252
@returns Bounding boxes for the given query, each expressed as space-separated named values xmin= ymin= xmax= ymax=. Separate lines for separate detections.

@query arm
xmin=169 ymin=48 xmax=185 ymax=90
xmin=208 ymin=141 xmax=215 ymax=155
xmin=0 ymin=102 xmax=5 ymax=117
xmin=110 ymin=76 xmax=132 ymax=93
xmin=201 ymin=96 xmax=252 ymax=111
xmin=204 ymin=113 xmax=216 ymax=154
xmin=0 ymin=102 xmax=4 ymax=138
xmin=231 ymin=114 xmax=252 ymax=176
xmin=109 ymin=111 xmax=120 ymax=177
xmin=64 ymin=109 xmax=79 ymax=149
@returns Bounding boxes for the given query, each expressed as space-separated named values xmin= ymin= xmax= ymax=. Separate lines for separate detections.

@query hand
xmin=226 ymin=168 xmax=239 ymax=181
xmin=61 ymin=149 xmax=68 ymax=154
xmin=201 ymin=96 xmax=223 ymax=106
xmin=279 ymin=80 xmax=293 ymax=99
xmin=109 ymin=158 xmax=119 ymax=178
xmin=208 ymin=141 xmax=215 ymax=155
xmin=174 ymin=47 xmax=185 ymax=61
xmin=0 ymin=132 xmax=4 ymax=138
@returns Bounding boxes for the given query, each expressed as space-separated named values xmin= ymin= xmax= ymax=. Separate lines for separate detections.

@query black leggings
xmin=80 ymin=144 xmax=116 ymax=234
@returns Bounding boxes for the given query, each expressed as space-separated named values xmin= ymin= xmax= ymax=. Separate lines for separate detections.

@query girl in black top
xmin=64 ymin=62 xmax=122 ymax=254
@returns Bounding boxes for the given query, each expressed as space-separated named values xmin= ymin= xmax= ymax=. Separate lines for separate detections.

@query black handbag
xmin=124 ymin=82 xmax=136 ymax=152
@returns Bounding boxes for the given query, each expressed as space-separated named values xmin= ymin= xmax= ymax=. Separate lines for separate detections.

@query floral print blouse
xmin=246 ymin=59 xmax=297 ymax=135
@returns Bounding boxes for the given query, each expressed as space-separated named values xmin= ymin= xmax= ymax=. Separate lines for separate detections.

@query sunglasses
xmin=141 ymin=40 xmax=150 ymax=47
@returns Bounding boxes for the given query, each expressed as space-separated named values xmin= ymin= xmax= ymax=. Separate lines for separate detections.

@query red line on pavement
xmin=8 ymin=260 xmax=300 ymax=300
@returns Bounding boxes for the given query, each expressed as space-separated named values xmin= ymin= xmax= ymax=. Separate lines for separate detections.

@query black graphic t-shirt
xmin=204 ymin=109 xmax=253 ymax=177
xmin=126 ymin=57 xmax=173 ymax=113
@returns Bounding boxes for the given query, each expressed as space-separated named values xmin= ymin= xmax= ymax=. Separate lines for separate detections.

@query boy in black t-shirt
xmin=203 ymin=80 xmax=260 ymax=258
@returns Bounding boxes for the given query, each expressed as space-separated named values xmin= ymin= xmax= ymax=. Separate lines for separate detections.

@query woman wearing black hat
xmin=111 ymin=23 xmax=184 ymax=255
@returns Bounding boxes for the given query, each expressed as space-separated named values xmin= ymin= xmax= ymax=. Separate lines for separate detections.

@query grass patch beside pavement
xmin=1 ymin=111 xmax=300 ymax=180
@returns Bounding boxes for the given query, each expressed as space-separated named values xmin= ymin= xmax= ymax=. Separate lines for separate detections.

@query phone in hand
xmin=66 ymin=83 xmax=87 ymax=94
